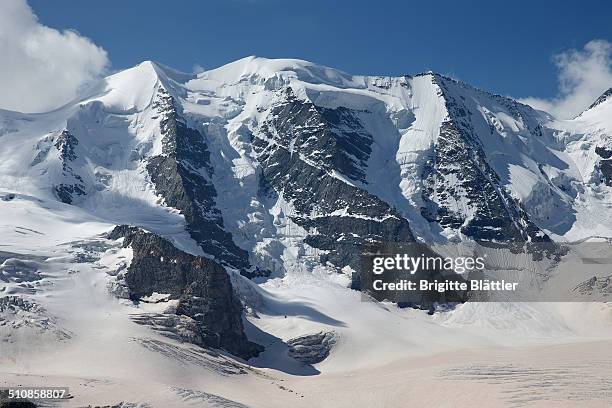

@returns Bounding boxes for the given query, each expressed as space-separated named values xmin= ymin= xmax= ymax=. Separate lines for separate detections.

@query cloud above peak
xmin=520 ymin=40 xmax=612 ymax=119
xmin=0 ymin=0 xmax=109 ymax=113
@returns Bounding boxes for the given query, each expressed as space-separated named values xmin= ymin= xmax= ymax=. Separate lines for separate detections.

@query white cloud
xmin=192 ymin=64 xmax=205 ymax=74
xmin=0 ymin=0 xmax=109 ymax=113
xmin=520 ymin=40 xmax=612 ymax=119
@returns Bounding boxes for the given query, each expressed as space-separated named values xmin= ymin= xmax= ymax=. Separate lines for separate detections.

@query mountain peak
xmin=194 ymin=56 xmax=359 ymax=88
xmin=128 ymin=60 xmax=194 ymax=84
xmin=586 ymin=87 xmax=612 ymax=111
xmin=84 ymin=61 xmax=167 ymax=112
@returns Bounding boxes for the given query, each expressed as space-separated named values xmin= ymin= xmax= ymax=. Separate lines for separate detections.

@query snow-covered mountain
xmin=1 ymin=57 xmax=612 ymax=406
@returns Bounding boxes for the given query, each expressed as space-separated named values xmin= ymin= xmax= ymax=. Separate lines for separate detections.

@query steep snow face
xmin=85 ymin=61 xmax=161 ymax=113
xmin=0 ymin=61 xmax=204 ymax=255
xmin=544 ymin=91 xmax=612 ymax=240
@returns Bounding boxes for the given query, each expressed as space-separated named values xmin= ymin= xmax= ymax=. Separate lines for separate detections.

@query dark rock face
xmin=287 ymin=331 xmax=337 ymax=364
xmin=599 ymin=160 xmax=612 ymax=187
xmin=259 ymin=88 xmax=373 ymax=184
xmin=53 ymin=130 xmax=86 ymax=204
xmin=595 ymin=146 xmax=612 ymax=186
xmin=253 ymin=88 xmax=415 ymax=273
xmin=595 ymin=146 xmax=612 ymax=159
xmin=108 ymin=225 xmax=262 ymax=359
xmin=298 ymin=215 xmax=414 ymax=273
xmin=146 ymin=88 xmax=266 ymax=278
xmin=54 ymin=130 xmax=78 ymax=162
xmin=54 ymin=183 xmax=85 ymax=205
xmin=421 ymin=76 xmax=550 ymax=244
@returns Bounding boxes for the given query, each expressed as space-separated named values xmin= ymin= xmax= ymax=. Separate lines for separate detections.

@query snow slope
xmin=545 ymin=89 xmax=612 ymax=240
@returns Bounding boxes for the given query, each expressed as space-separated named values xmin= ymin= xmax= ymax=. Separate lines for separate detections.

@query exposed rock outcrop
xmin=254 ymin=88 xmax=416 ymax=274
xmin=573 ymin=275 xmax=612 ymax=298
xmin=287 ymin=331 xmax=337 ymax=364
xmin=421 ymin=75 xmax=551 ymax=244
xmin=108 ymin=225 xmax=262 ymax=359
xmin=146 ymin=88 xmax=268 ymax=279
xmin=53 ymin=130 xmax=86 ymax=204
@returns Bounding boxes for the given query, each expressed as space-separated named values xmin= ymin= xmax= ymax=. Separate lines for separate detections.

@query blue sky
xmin=22 ymin=0 xmax=612 ymax=100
